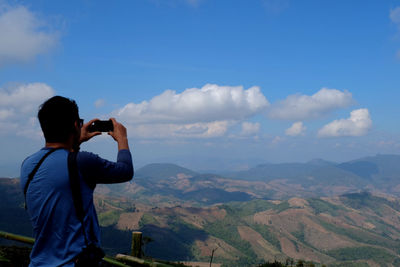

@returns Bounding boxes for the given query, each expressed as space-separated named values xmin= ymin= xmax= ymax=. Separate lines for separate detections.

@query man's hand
xmin=108 ymin=118 xmax=129 ymax=150
xmin=79 ymin=118 xmax=101 ymax=144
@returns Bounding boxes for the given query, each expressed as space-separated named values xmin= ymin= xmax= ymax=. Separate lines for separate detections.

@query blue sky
xmin=1 ymin=0 xmax=400 ymax=176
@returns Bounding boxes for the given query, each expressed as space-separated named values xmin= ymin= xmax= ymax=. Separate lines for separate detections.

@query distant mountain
xmin=227 ymin=154 xmax=400 ymax=197
xmin=339 ymin=154 xmax=400 ymax=178
xmin=306 ymin=158 xmax=336 ymax=166
xmin=102 ymin=172 xmax=258 ymax=206
xmin=135 ymin=163 xmax=198 ymax=179
xmin=338 ymin=161 xmax=379 ymax=180
xmin=229 ymin=162 xmax=365 ymax=189
xmin=92 ymin=154 xmax=400 ymax=208
xmin=232 ymin=162 xmax=319 ymax=181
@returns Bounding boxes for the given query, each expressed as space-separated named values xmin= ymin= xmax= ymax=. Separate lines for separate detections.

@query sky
xmin=1 ymin=0 xmax=400 ymax=176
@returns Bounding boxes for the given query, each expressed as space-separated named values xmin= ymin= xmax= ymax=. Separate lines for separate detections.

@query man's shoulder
xmin=77 ymin=150 xmax=100 ymax=161
xmin=21 ymin=148 xmax=47 ymax=168
xmin=21 ymin=148 xmax=70 ymax=173
xmin=76 ymin=151 xmax=105 ymax=169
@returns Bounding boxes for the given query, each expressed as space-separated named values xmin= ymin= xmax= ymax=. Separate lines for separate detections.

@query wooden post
xmin=131 ymin=231 xmax=142 ymax=258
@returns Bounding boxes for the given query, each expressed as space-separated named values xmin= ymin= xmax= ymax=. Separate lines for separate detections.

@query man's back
xmin=21 ymin=147 xmax=134 ymax=266
xmin=21 ymin=148 xmax=91 ymax=266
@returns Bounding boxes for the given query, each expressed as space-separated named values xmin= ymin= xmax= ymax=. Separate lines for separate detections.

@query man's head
xmin=38 ymin=96 xmax=81 ymax=143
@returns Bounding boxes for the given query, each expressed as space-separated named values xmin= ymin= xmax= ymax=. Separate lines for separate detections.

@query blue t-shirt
xmin=20 ymin=148 xmax=133 ymax=267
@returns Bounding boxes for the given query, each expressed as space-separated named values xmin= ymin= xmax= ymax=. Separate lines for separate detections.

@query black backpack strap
xmin=68 ymin=151 xmax=88 ymax=245
xmin=68 ymin=152 xmax=84 ymax=222
xmin=68 ymin=151 xmax=90 ymax=247
xmin=24 ymin=148 xmax=61 ymax=209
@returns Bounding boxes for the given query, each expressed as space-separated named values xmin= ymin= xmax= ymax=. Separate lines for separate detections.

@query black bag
xmin=68 ymin=152 xmax=105 ymax=267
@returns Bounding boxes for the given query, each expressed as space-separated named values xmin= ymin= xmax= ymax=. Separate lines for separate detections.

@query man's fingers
xmin=109 ymin=118 xmax=117 ymax=125
xmin=91 ymin=132 xmax=101 ymax=137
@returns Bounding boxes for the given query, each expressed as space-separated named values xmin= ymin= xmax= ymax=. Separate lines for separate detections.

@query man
xmin=20 ymin=96 xmax=134 ymax=266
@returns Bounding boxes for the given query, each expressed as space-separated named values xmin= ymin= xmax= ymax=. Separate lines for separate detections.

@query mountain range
xmin=98 ymin=154 xmax=400 ymax=205
xmin=1 ymin=154 xmax=400 ymax=266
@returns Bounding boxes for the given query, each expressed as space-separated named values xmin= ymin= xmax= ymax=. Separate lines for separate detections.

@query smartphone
xmin=88 ymin=120 xmax=114 ymax=132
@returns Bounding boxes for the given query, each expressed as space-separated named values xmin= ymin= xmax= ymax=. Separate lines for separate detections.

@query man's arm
xmin=107 ymin=118 xmax=129 ymax=151
xmin=78 ymin=150 xmax=133 ymax=185
xmin=78 ymin=118 xmax=134 ymax=185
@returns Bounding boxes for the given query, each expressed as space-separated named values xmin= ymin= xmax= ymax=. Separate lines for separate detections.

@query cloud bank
xmin=0 ymin=5 xmax=58 ymax=66
xmin=317 ymin=109 xmax=372 ymax=138
xmin=116 ymin=84 xmax=269 ymax=124
xmin=268 ymin=88 xmax=353 ymax=120
xmin=115 ymin=84 xmax=269 ymax=138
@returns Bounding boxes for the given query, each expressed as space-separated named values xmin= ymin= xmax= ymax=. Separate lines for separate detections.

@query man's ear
xmin=73 ymin=121 xmax=81 ymax=132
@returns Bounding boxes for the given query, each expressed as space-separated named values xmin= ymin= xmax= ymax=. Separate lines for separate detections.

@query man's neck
xmin=45 ymin=142 xmax=72 ymax=151
xmin=45 ymin=134 xmax=79 ymax=152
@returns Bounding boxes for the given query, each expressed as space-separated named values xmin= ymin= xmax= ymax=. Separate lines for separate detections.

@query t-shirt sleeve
xmin=77 ymin=149 xmax=134 ymax=186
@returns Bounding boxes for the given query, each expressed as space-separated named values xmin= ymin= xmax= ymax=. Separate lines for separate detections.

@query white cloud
xmin=126 ymin=121 xmax=230 ymax=139
xmin=115 ymin=84 xmax=269 ymax=124
xmin=94 ymin=99 xmax=106 ymax=108
xmin=0 ymin=83 xmax=54 ymax=136
xmin=0 ymin=5 xmax=58 ymax=66
xmin=0 ymin=82 xmax=54 ymax=112
xmin=317 ymin=109 xmax=372 ymax=138
xmin=113 ymin=84 xmax=269 ymax=139
xmin=285 ymin=121 xmax=306 ymax=136
xmin=268 ymin=88 xmax=353 ymax=120
xmin=240 ymin=121 xmax=260 ymax=136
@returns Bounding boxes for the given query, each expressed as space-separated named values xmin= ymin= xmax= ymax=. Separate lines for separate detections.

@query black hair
xmin=38 ymin=96 xmax=80 ymax=143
